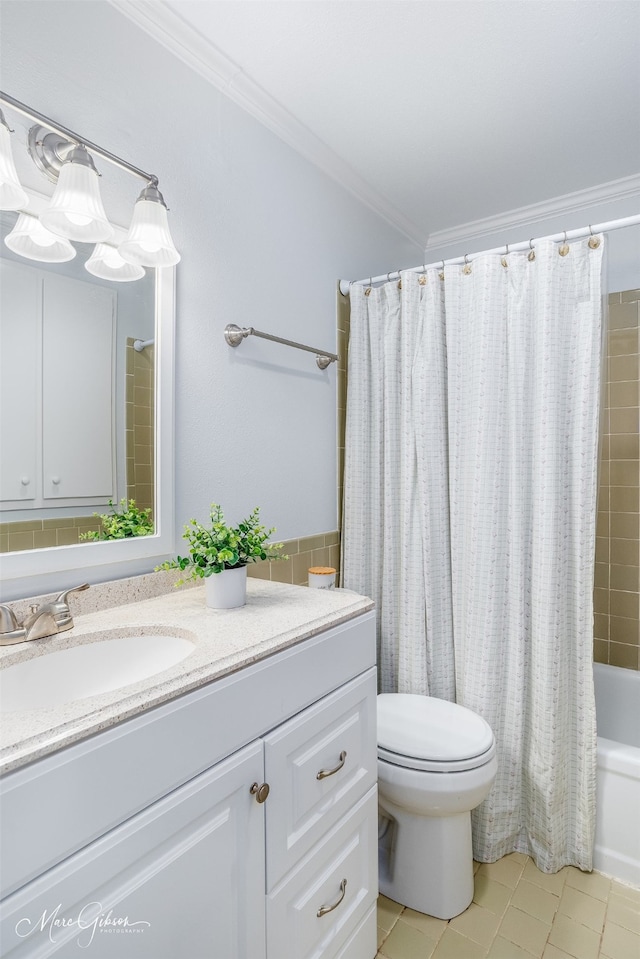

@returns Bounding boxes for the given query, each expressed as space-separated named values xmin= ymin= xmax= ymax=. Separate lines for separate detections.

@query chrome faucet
xmin=0 ymin=584 xmax=90 ymax=646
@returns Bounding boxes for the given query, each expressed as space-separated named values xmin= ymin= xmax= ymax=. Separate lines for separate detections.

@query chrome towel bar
xmin=224 ymin=324 xmax=338 ymax=370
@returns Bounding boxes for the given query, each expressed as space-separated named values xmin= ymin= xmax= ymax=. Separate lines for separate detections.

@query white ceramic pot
xmin=204 ymin=565 xmax=248 ymax=609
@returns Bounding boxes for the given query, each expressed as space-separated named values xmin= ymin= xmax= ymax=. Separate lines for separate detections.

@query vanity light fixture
xmin=4 ymin=211 xmax=75 ymax=262
xmin=0 ymin=92 xmax=180 ymax=275
xmin=0 ymin=108 xmax=28 ymax=210
xmin=40 ymin=144 xmax=114 ymax=243
xmin=119 ymin=181 xmax=180 ymax=268
xmin=85 ymin=242 xmax=145 ymax=282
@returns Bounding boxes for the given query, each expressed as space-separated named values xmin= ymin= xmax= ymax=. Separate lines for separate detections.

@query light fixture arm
xmin=1 ymin=91 xmax=180 ymax=267
xmin=0 ymin=91 xmax=157 ymax=185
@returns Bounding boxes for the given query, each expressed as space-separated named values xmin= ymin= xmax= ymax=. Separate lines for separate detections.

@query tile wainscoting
xmin=594 ymin=289 xmax=640 ymax=671
xmin=247 ymin=531 xmax=341 ymax=587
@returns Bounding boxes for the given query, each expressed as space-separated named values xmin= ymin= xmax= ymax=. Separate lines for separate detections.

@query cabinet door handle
xmin=317 ymin=878 xmax=347 ymax=918
xmin=316 ymin=750 xmax=347 ymax=780
xmin=249 ymin=781 xmax=270 ymax=803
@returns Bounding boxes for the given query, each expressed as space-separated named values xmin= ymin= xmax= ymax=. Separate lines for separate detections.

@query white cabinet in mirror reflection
xmin=1 ymin=260 xmax=115 ymax=509
xmin=0 ymin=260 xmax=38 ymax=502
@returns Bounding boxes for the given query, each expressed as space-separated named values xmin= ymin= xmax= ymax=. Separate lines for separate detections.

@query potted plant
xmin=157 ymin=504 xmax=285 ymax=609
xmin=80 ymin=498 xmax=154 ymax=541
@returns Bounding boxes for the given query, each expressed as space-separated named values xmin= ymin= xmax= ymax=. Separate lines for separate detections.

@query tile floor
xmin=376 ymin=854 xmax=640 ymax=959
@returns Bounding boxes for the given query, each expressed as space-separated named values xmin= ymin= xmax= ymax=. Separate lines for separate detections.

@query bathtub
xmin=593 ymin=662 xmax=640 ymax=886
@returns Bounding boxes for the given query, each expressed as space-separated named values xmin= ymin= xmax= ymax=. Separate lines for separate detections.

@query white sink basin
xmin=0 ymin=631 xmax=196 ymax=713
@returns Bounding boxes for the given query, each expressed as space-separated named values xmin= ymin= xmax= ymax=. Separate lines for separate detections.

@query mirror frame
xmin=0 ymin=230 xmax=175 ymax=600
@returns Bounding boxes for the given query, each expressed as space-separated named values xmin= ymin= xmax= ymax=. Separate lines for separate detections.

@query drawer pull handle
xmin=316 ymin=750 xmax=347 ymax=780
xmin=317 ymin=878 xmax=347 ymax=918
xmin=250 ymin=781 xmax=270 ymax=803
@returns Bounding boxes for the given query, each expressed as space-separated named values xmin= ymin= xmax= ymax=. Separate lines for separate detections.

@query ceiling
xmin=116 ymin=0 xmax=640 ymax=247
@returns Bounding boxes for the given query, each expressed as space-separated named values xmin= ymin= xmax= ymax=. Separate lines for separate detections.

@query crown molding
xmin=425 ymin=174 xmax=640 ymax=252
xmin=107 ymin=0 xmax=425 ymax=248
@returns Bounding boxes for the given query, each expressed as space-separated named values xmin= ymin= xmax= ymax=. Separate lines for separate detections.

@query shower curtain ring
xmin=397 ymin=269 xmax=402 ymax=290
xmin=365 ymin=276 xmax=372 ymax=296
xmin=528 ymin=238 xmax=536 ymax=262
xmin=418 ymin=265 xmax=427 ymax=286
xmin=439 ymin=260 xmax=445 ymax=280
xmin=501 ymin=243 xmax=510 ymax=268
xmin=559 ymin=231 xmax=570 ymax=257
xmin=588 ymin=224 xmax=601 ymax=250
xmin=463 ymin=254 xmax=472 ymax=275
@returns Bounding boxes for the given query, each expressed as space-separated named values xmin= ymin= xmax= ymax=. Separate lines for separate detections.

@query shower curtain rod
xmin=339 ymin=213 xmax=640 ymax=296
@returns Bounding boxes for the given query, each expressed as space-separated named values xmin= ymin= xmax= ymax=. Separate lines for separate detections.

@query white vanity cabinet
xmin=1 ymin=740 xmax=267 ymax=959
xmin=0 ymin=610 xmax=377 ymax=959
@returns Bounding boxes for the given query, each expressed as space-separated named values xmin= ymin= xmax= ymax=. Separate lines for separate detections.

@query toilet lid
xmin=377 ymin=693 xmax=494 ymax=763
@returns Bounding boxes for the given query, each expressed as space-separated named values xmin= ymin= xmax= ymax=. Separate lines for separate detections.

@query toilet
xmin=377 ymin=693 xmax=497 ymax=920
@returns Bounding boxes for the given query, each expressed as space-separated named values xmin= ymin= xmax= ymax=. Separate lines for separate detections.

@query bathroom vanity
xmin=0 ymin=579 xmax=377 ymax=959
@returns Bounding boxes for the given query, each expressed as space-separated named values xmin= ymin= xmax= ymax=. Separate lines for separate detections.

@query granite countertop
xmin=0 ymin=579 xmax=373 ymax=774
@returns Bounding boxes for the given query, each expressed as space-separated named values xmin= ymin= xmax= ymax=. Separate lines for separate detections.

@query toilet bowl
xmin=377 ymin=693 xmax=497 ymax=919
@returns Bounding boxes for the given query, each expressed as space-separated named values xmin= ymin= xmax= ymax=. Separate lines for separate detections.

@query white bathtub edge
xmin=593 ymin=846 xmax=640 ymax=888
xmin=595 ymin=732 xmax=640 ymax=888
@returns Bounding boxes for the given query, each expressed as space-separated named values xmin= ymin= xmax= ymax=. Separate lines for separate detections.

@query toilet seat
xmin=378 ymin=742 xmax=496 ymax=773
xmin=378 ymin=693 xmax=495 ymax=772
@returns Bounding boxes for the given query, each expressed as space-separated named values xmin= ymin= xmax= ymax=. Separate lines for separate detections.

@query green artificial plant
xmin=157 ymin=503 xmax=285 ymax=584
xmin=80 ymin=498 xmax=154 ymax=541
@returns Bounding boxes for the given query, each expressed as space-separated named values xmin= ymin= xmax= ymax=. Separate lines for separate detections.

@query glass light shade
xmin=40 ymin=146 xmax=113 ymax=243
xmin=0 ymin=120 xmax=29 ymax=211
xmin=119 ymin=187 xmax=181 ymax=268
xmin=85 ymin=243 xmax=145 ymax=282
xmin=4 ymin=212 xmax=75 ymax=263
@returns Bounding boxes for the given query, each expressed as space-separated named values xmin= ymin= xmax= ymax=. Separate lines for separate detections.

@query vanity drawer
xmin=266 ymin=786 xmax=377 ymax=959
xmin=264 ymin=668 xmax=377 ymax=888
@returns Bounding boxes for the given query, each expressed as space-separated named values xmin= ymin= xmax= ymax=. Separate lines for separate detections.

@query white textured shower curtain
xmin=342 ymin=238 xmax=604 ymax=870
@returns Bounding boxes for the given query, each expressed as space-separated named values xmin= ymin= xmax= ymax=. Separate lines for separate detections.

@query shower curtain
xmin=342 ymin=237 xmax=604 ymax=871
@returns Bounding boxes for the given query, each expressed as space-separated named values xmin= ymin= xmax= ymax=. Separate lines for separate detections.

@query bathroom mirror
xmin=0 ymin=190 xmax=175 ymax=599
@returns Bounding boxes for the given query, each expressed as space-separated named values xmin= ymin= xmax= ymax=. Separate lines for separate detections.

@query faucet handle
xmin=0 ymin=604 xmax=19 ymax=634
xmin=50 ymin=583 xmax=90 ymax=629
xmin=54 ymin=583 xmax=90 ymax=605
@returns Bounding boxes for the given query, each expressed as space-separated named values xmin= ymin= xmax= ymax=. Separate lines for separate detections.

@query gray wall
xmin=0 ymin=0 xmax=420 ymax=568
